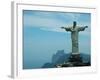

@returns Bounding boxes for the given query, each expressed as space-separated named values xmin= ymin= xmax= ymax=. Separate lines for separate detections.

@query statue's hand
xmin=85 ymin=26 xmax=88 ymax=28
xmin=61 ymin=27 xmax=65 ymax=29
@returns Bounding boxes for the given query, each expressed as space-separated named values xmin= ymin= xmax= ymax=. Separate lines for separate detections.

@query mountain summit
xmin=42 ymin=50 xmax=90 ymax=68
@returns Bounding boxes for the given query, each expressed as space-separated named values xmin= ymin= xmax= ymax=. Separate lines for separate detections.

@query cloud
xmin=23 ymin=10 xmax=91 ymax=35
xmin=40 ymin=27 xmax=66 ymax=33
xmin=24 ymin=14 xmax=66 ymax=28
xmin=59 ymin=13 xmax=81 ymax=21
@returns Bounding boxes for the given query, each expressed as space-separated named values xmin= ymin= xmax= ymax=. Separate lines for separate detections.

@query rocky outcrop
xmin=42 ymin=50 xmax=90 ymax=68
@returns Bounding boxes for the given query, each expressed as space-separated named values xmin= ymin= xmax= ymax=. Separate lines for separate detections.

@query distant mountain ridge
xmin=42 ymin=50 xmax=90 ymax=68
xmin=52 ymin=50 xmax=70 ymax=65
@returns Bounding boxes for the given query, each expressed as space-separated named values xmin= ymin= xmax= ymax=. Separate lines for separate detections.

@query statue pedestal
xmin=69 ymin=54 xmax=82 ymax=63
xmin=56 ymin=53 xmax=90 ymax=67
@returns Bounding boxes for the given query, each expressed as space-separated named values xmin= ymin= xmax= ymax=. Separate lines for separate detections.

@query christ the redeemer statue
xmin=61 ymin=21 xmax=88 ymax=55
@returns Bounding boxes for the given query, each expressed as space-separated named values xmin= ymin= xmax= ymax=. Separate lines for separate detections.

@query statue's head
xmin=73 ymin=21 xmax=77 ymax=28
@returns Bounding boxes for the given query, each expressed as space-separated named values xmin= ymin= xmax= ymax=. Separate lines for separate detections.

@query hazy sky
xmin=23 ymin=10 xmax=91 ymax=69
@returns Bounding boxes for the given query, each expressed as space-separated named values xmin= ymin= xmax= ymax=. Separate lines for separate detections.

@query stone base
xmin=56 ymin=54 xmax=90 ymax=67
xmin=69 ymin=54 xmax=82 ymax=63
xmin=57 ymin=62 xmax=90 ymax=67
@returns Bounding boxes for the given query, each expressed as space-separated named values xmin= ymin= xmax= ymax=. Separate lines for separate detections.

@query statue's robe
xmin=64 ymin=26 xmax=87 ymax=55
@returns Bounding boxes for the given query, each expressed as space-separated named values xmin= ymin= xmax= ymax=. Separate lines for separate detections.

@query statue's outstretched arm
xmin=61 ymin=27 xmax=71 ymax=31
xmin=78 ymin=26 xmax=88 ymax=31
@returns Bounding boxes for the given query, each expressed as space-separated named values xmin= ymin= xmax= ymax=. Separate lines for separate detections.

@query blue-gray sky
xmin=23 ymin=10 xmax=91 ymax=69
